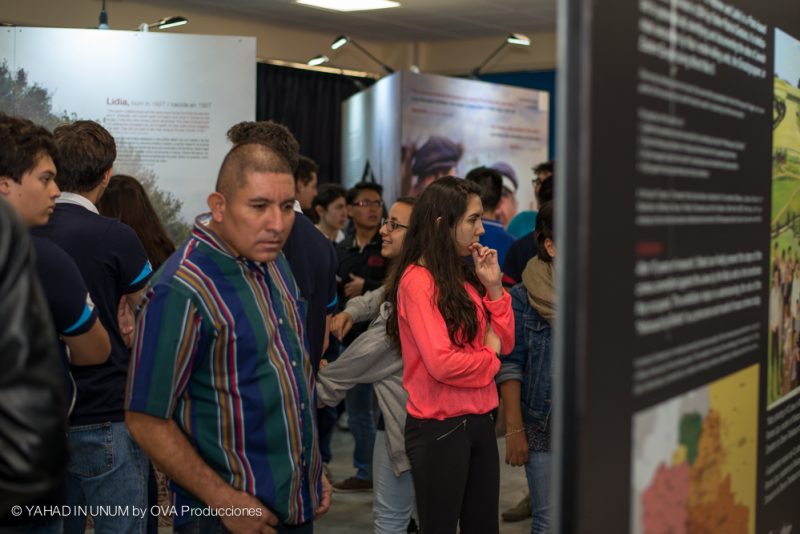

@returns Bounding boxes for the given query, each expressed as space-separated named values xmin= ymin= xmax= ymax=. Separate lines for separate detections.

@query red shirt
xmin=397 ymin=264 xmax=514 ymax=420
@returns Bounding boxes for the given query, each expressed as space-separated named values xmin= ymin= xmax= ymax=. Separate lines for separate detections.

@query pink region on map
xmin=642 ymin=461 xmax=690 ymax=534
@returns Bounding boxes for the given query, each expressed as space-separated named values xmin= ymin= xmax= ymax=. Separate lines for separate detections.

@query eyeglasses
xmin=381 ymin=218 xmax=408 ymax=232
xmin=350 ymin=199 xmax=383 ymax=208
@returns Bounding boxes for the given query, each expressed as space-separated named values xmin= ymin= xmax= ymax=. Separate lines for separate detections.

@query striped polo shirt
xmin=126 ymin=214 xmax=322 ymax=526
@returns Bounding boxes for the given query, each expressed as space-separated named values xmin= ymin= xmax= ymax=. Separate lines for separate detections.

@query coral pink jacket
xmin=397 ymin=264 xmax=514 ymax=420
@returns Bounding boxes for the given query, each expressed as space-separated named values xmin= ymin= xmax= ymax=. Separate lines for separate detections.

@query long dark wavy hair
xmin=97 ymin=175 xmax=175 ymax=270
xmin=386 ymin=177 xmax=485 ymax=348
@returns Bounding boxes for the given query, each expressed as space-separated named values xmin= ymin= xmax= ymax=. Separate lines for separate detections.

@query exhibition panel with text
xmin=557 ymin=0 xmax=800 ymax=531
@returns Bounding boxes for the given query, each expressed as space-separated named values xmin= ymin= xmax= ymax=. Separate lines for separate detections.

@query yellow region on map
xmin=706 ymin=365 xmax=758 ymax=534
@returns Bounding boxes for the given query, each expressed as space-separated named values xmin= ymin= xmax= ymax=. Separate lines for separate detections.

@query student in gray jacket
xmin=317 ymin=196 xmax=416 ymax=534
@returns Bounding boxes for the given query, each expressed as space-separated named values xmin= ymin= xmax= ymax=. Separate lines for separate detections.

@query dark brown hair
xmin=0 ymin=113 xmax=58 ymax=183
xmin=465 ymin=166 xmax=503 ymax=211
xmin=386 ymin=177 xmax=484 ymax=348
xmin=394 ymin=195 xmax=417 ymax=207
xmin=97 ymin=175 xmax=175 ymax=270
xmin=535 ymin=200 xmax=554 ymax=262
xmin=53 ymin=121 xmax=115 ymax=193
xmin=226 ymin=121 xmax=299 ymax=172
xmin=295 ymin=155 xmax=318 ymax=185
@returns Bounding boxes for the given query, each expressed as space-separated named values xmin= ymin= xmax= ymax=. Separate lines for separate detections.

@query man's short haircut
xmin=395 ymin=195 xmax=417 ymax=207
xmin=295 ymin=155 xmax=318 ymax=186
xmin=215 ymin=143 xmax=294 ymax=199
xmin=464 ymin=166 xmax=503 ymax=212
xmin=345 ymin=182 xmax=383 ymax=205
xmin=226 ymin=121 xmax=300 ymax=173
xmin=53 ymin=121 xmax=115 ymax=193
xmin=0 ymin=113 xmax=58 ymax=184
xmin=534 ymin=160 xmax=554 ymax=175
xmin=313 ymin=183 xmax=346 ymax=210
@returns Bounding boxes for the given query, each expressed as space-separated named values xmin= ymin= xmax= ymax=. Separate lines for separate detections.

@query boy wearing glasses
xmin=332 ymin=181 xmax=387 ymax=493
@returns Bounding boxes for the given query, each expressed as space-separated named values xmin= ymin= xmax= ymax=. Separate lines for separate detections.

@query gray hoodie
xmin=316 ymin=287 xmax=410 ymax=475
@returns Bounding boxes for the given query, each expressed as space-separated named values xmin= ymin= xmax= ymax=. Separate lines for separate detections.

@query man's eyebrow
xmin=247 ymin=196 xmax=296 ymax=203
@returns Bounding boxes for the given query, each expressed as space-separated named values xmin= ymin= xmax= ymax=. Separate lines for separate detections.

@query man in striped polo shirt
xmin=126 ymin=140 xmax=331 ymax=533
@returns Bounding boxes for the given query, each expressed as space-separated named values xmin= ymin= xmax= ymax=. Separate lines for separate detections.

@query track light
xmin=329 ymin=34 xmax=394 ymax=74
xmin=295 ymin=0 xmax=400 ymax=12
xmin=98 ymin=0 xmax=109 ymax=29
xmin=331 ymin=35 xmax=349 ymax=50
xmin=506 ymin=33 xmax=530 ymax=46
xmin=307 ymin=55 xmax=330 ymax=67
xmin=137 ymin=16 xmax=188 ymax=32
xmin=470 ymin=33 xmax=531 ymax=78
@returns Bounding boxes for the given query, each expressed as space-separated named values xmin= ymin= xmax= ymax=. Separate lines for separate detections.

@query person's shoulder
xmin=149 ymin=240 xmax=205 ymax=292
xmin=509 ymin=283 xmax=528 ymax=305
xmin=31 ymin=235 xmax=83 ymax=278
xmin=509 ymin=231 xmax=536 ymax=253
xmin=512 ymin=231 xmax=535 ymax=244
xmin=295 ymin=213 xmax=333 ymax=248
xmin=31 ymin=234 xmax=68 ymax=260
xmin=290 ymin=212 xmax=315 ymax=235
xmin=102 ymin=216 xmax=140 ymax=240
xmin=400 ymin=264 xmax=432 ymax=286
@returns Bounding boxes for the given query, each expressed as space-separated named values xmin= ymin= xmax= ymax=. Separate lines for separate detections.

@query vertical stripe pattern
xmin=127 ymin=215 xmax=321 ymax=526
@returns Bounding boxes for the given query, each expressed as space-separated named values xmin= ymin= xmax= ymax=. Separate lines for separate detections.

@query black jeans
xmin=405 ymin=412 xmax=499 ymax=534
xmin=174 ymin=516 xmax=313 ymax=534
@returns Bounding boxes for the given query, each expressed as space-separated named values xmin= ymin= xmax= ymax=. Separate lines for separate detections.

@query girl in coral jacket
xmin=386 ymin=176 xmax=515 ymax=534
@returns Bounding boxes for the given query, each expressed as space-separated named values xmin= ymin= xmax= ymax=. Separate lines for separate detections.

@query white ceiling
xmin=134 ymin=0 xmax=556 ymax=41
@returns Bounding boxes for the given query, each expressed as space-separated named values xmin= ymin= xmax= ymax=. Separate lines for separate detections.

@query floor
xmin=316 ymin=425 xmax=533 ymax=533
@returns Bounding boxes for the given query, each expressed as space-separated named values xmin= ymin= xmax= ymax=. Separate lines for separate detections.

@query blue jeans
xmin=63 ymin=421 xmax=149 ymax=534
xmin=524 ymin=451 xmax=552 ymax=534
xmin=372 ymin=430 xmax=415 ymax=534
xmin=345 ymin=383 xmax=375 ymax=480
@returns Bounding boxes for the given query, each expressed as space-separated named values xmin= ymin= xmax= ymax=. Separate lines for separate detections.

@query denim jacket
xmin=496 ymin=283 xmax=552 ymax=431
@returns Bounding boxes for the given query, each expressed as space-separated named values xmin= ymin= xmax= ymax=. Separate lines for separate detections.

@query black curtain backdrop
xmin=256 ymin=62 xmax=374 ymax=185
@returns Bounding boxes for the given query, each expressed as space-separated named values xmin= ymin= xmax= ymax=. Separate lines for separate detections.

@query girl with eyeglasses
xmin=386 ymin=177 xmax=514 ymax=534
xmin=317 ymin=197 xmax=419 ymax=534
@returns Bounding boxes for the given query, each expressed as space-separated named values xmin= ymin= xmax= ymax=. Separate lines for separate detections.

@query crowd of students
xmin=0 ymin=111 xmax=556 ymax=534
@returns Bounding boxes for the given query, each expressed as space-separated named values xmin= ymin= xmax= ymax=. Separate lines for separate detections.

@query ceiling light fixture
xmin=329 ymin=34 xmax=394 ymax=74
xmin=137 ymin=16 xmax=188 ymax=32
xmin=98 ymin=0 xmax=109 ymax=29
xmin=295 ymin=0 xmax=400 ymax=12
xmin=307 ymin=54 xmax=330 ymax=67
xmin=470 ymin=33 xmax=531 ymax=78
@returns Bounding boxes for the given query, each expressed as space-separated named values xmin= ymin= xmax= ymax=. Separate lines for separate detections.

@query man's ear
xmin=0 ymin=176 xmax=13 ymax=197
xmin=207 ymin=191 xmax=226 ymax=223
xmin=101 ymin=168 xmax=113 ymax=188
xmin=315 ymin=204 xmax=325 ymax=219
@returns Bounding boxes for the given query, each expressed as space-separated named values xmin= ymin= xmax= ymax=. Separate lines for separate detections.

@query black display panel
xmin=555 ymin=0 xmax=800 ymax=531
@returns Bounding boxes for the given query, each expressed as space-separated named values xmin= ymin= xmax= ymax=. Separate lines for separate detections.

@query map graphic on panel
xmin=631 ymin=365 xmax=758 ymax=534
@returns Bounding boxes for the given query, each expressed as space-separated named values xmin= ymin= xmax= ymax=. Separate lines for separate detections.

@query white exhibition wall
xmin=342 ymin=71 xmax=549 ymax=211
xmin=0 ymin=27 xmax=256 ymax=222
